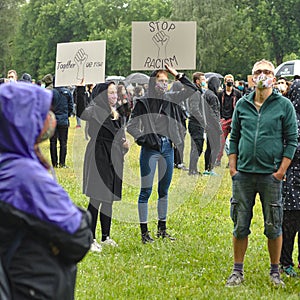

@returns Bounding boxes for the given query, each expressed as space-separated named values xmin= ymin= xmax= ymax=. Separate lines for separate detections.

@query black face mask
xmin=226 ymin=81 xmax=233 ymax=87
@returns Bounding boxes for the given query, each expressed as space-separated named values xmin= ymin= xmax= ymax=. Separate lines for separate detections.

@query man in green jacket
xmin=225 ymin=59 xmax=298 ymax=288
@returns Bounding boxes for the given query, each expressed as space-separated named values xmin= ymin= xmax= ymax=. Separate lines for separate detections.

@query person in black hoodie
xmin=127 ymin=64 xmax=197 ymax=243
xmin=203 ymin=76 xmax=222 ymax=175
xmin=77 ymin=82 xmax=129 ymax=250
xmin=187 ymin=72 xmax=206 ymax=175
xmin=171 ymin=81 xmax=189 ymax=170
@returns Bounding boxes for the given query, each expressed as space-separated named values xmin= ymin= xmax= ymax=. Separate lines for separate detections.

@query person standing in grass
xmin=78 ymin=82 xmax=129 ymax=251
xmin=187 ymin=72 xmax=206 ymax=176
xmin=226 ymin=59 xmax=298 ymax=287
xmin=0 ymin=83 xmax=92 ymax=299
xmin=127 ymin=64 xmax=198 ymax=244
xmin=202 ymin=76 xmax=222 ymax=176
xmin=279 ymin=79 xmax=300 ymax=277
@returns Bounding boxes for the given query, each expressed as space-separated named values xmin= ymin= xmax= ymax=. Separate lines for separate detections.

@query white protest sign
xmin=55 ymin=40 xmax=106 ymax=87
xmin=131 ymin=21 xmax=196 ymax=71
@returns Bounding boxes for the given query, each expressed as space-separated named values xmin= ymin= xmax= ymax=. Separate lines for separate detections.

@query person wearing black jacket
xmin=48 ymin=77 xmax=74 ymax=168
xmin=203 ymin=76 xmax=222 ymax=175
xmin=73 ymin=83 xmax=94 ymax=140
xmin=77 ymin=82 xmax=129 ymax=250
xmin=280 ymin=79 xmax=300 ymax=277
xmin=127 ymin=64 xmax=198 ymax=243
xmin=188 ymin=72 xmax=206 ymax=175
xmin=215 ymin=74 xmax=242 ymax=166
xmin=171 ymin=81 xmax=188 ymax=170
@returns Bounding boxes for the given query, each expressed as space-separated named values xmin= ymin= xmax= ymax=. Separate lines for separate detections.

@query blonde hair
xmin=252 ymin=59 xmax=275 ymax=75
xmin=224 ymin=74 xmax=234 ymax=82
xmin=7 ymin=69 xmax=18 ymax=79
xmin=111 ymin=107 xmax=119 ymax=120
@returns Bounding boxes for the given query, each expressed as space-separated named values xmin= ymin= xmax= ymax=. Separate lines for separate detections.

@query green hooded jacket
xmin=229 ymin=90 xmax=298 ymax=173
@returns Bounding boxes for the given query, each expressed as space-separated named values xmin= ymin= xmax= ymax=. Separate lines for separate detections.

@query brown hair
xmin=156 ymin=70 xmax=168 ymax=79
xmin=192 ymin=72 xmax=205 ymax=83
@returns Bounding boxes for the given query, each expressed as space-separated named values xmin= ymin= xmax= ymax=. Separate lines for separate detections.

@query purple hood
xmin=0 ymin=83 xmax=82 ymax=234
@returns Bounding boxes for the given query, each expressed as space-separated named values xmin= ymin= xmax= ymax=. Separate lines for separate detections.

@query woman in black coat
xmin=78 ymin=82 xmax=129 ymax=251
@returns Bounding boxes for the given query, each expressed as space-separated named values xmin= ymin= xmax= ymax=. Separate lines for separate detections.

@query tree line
xmin=1 ymin=0 xmax=300 ymax=81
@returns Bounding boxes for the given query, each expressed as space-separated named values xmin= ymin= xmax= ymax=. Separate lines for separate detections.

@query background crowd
xmin=1 ymin=61 xmax=300 ymax=296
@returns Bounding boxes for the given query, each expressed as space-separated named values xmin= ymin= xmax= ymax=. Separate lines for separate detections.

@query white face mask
xmin=277 ymin=84 xmax=287 ymax=92
xmin=253 ymin=73 xmax=273 ymax=89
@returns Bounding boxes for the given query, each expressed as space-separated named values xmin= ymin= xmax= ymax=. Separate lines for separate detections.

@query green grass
xmin=41 ymin=118 xmax=300 ymax=299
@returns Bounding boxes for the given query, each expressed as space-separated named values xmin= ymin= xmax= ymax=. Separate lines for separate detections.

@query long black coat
xmin=80 ymin=100 xmax=126 ymax=202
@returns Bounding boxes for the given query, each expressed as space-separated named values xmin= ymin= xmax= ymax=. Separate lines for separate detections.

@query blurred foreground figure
xmin=0 ymin=83 xmax=92 ymax=300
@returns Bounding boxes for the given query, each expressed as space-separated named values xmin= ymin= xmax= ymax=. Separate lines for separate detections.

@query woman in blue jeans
xmin=127 ymin=64 xmax=197 ymax=243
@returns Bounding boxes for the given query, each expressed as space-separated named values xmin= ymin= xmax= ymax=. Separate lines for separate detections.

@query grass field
xmin=42 ymin=118 xmax=300 ymax=299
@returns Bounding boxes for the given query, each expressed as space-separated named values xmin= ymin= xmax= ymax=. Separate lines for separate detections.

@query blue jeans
xmin=230 ymin=172 xmax=283 ymax=239
xmin=138 ymin=137 xmax=174 ymax=223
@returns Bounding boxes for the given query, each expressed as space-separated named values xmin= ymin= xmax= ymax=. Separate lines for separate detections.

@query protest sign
xmin=55 ymin=40 xmax=106 ymax=87
xmin=131 ymin=21 xmax=196 ymax=71
xmin=247 ymin=75 xmax=255 ymax=87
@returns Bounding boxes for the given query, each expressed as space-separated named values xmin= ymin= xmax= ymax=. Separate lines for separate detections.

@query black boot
xmin=157 ymin=220 xmax=176 ymax=241
xmin=140 ymin=223 xmax=154 ymax=244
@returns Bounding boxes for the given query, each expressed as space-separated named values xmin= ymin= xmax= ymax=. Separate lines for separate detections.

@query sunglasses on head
xmin=253 ymin=69 xmax=274 ymax=76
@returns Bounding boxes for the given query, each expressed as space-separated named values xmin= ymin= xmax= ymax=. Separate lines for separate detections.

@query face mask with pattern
xmin=253 ymin=74 xmax=273 ymax=89
xmin=155 ymin=82 xmax=168 ymax=94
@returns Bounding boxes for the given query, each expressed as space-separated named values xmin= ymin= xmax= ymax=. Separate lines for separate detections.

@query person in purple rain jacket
xmin=0 ymin=82 xmax=92 ymax=300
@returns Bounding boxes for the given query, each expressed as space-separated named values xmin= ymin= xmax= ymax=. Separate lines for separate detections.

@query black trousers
xmin=280 ymin=210 xmax=300 ymax=267
xmin=88 ymin=199 xmax=113 ymax=241
xmin=174 ymin=143 xmax=184 ymax=165
xmin=50 ymin=125 xmax=69 ymax=167
xmin=204 ymin=138 xmax=212 ymax=171
xmin=188 ymin=122 xmax=204 ymax=172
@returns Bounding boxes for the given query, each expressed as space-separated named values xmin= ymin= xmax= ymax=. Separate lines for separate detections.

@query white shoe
xmin=101 ymin=237 xmax=118 ymax=247
xmin=90 ymin=239 xmax=102 ymax=252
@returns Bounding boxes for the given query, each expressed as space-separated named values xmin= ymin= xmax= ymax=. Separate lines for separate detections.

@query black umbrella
xmin=123 ymin=73 xmax=150 ymax=85
xmin=205 ymin=72 xmax=224 ymax=79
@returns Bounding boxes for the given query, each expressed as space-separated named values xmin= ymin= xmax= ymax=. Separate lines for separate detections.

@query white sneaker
xmin=90 ymin=239 xmax=102 ymax=252
xmin=101 ymin=237 xmax=118 ymax=247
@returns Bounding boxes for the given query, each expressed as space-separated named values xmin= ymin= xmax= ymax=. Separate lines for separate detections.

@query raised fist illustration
xmin=152 ymin=31 xmax=170 ymax=58
xmin=74 ymin=48 xmax=88 ymax=81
